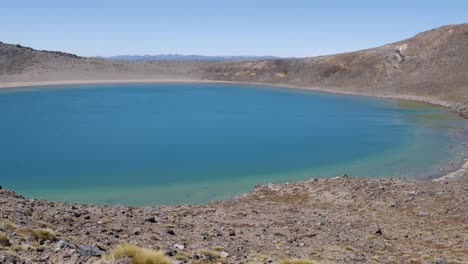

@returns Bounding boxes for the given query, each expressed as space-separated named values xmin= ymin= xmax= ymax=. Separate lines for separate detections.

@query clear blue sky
xmin=1 ymin=0 xmax=467 ymax=57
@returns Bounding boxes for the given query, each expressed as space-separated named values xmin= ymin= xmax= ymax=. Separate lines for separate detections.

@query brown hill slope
xmin=0 ymin=24 xmax=467 ymax=114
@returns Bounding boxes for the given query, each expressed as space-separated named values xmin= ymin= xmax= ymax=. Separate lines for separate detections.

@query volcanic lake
xmin=0 ymin=83 xmax=466 ymax=206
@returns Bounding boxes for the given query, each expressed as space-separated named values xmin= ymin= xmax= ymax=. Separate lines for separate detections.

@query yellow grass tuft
xmin=279 ymin=258 xmax=318 ymax=264
xmin=0 ymin=232 xmax=11 ymax=247
xmin=0 ymin=220 xmax=17 ymax=230
xmin=25 ymin=228 xmax=56 ymax=242
xmin=105 ymin=244 xmax=171 ymax=264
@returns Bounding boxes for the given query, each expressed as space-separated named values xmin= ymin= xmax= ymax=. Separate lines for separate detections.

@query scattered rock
xmin=174 ymin=244 xmax=185 ymax=250
xmin=370 ymin=225 xmax=382 ymax=236
xmin=54 ymin=240 xmax=68 ymax=252
xmin=387 ymin=201 xmax=397 ymax=208
xmin=435 ymin=257 xmax=448 ymax=264
xmin=220 ymin=251 xmax=229 ymax=258
xmin=78 ymin=245 xmax=105 ymax=257
xmin=133 ymin=228 xmax=142 ymax=235
xmin=144 ymin=216 xmax=156 ymax=223
xmin=166 ymin=229 xmax=175 ymax=235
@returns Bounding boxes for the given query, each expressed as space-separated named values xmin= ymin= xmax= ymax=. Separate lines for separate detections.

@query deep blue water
xmin=0 ymin=83 xmax=466 ymax=205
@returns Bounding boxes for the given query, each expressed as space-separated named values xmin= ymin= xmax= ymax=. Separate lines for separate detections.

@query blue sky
xmin=1 ymin=0 xmax=467 ymax=57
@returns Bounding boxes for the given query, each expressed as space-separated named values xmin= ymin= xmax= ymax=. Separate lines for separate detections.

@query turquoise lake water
xmin=0 ymin=83 xmax=466 ymax=206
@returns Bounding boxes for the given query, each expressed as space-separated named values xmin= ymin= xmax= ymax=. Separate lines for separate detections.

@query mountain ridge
xmin=0 ymin=23 xmax=467 ymax=116
xmin=98 ymin=54 xmax=284 ymax=61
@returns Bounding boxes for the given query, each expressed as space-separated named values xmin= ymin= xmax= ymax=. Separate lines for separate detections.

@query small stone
xmin=54 ymin=240 xmax=68 ymax=252
xmin=387 ymin=201 xmax=397 ymax=208
xmin=78 ymin=245 xmax=105 ymax=257
xmin=133 ymin=228 xmax=142 ymax=235
xmin=229 ymin=230 xmax=236 ymax=236
xmin=144 ymin=216 xmax=156 ymax=223
xmin=174 ymin=244 xmax=184 ymax=250
xmin=220 ymin=251 xmax=229 ymax=258
xmin=419 ymin=211 xmax=430 ymax=217
xmin=370 ymin=225 xmax=382 ymax=235
xmin=73 ymin=212 xmax=81 ymax=218
xmin=435 ymin=257 xmax=448 ymax=264
xmin=166 ymin=229 xmax=175 ymax=235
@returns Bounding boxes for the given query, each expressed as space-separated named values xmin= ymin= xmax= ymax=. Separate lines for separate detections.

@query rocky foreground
xmin=0 ymin=161 xmax=467 ymax=264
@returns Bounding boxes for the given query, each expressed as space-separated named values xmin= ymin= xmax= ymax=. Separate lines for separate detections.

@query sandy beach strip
xmin=0 ymin=79 xmax=455 ymax=108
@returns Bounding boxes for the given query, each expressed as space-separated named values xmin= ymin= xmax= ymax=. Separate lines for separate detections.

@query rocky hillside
xmin=0 ymin=24 xmax=467 ymax=115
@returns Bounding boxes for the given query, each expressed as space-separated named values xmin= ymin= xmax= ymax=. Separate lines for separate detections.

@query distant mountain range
xmin=98 ymin=54 xmax=284 ymax=61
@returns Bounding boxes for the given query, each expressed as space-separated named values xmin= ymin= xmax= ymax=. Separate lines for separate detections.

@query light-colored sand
xmin=0 ymin=79 xmax=455 ymax=108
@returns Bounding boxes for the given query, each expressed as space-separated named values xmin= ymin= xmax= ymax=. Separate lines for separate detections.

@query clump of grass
xmin=279 ymin=258 xmax=318 ymax=264
xmin=344 ymin=246 xmax=354 ymax=251
xmin=24 ymin=209 xmax=33 ymax=216
xmin=175 ymin=252 xmax=189 ymax=261
xmin=0 ymin=220 xmax=17 ymax=231
xmin=192 ymin=249 xmax=226 ymax=264
xmin=212 ymin=245 xmax=224 ymax=251
xmin=25 ymin=228 xmax=56 ymax=242
xmin=11 ymin=244 xmax=26 ymax=252
xmin=246 ymin=253 xmax=269 ymax=264
xmin=0 ymin=232 xmax=11 ymax=247
xmin=196 ymin=249 xmax=221 ymax=259
xmin=105 ymin=244 xmax=171 ymax=264
xmin=34 ymin=220 xmax=54 ymax=229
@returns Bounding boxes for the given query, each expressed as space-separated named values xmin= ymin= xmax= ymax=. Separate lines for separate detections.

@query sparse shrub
xmin=35 ymin=220 xmax=54 ymax=229
xmin=0 ymin=232 xmax=11 ymax=247
xmin=192 ymin=249 xmax=226 ymax=264
xmin=0 ymin=220 xmax=17 ymax=230
xmin=11 ymin=244 xmax=26 ymax=252
xmin=175 ymin=252 xmax=188 ymax=261
xmin=344 ymin=246 xmax=354 ymax=251
xmin=279 ymin=258 xmax=318 ymax=264
xmin=105 ymin=244 xmax=171 ymax=264
xmin=24 ymin=209 xmax=33 ymax=216
xmin=212 ymin=245 xmax=224 ymax=251
xmin=26 ymin=228 xmax=56 ymax=242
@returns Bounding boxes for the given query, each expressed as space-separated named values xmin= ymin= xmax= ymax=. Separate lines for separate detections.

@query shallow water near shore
xmin=0 ymin=83 xmax=466 ymax=206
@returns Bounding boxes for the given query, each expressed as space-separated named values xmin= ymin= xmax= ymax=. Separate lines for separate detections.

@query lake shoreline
xmin=1 ymin=79 xmax=467 ymax=185
xmin=0 ymin=79 xmax=466 ymax=119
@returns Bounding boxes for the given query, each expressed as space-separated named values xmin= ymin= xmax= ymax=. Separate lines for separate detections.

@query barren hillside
xmin=1 ymin=24 xmax=467 ymax=115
